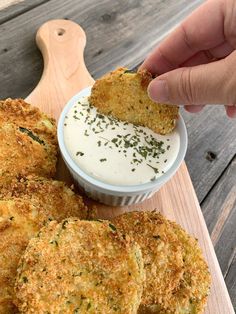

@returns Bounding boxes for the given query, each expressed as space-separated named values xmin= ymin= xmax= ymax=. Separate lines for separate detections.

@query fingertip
xmin=184 ymin=105 xmax=205 ymax=113
xmin=148 ymin=79 xmax=170 ymax=103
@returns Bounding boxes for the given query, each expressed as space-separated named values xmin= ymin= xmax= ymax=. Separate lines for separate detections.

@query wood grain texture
xmin=202 ymin=156 xmax=236 ymax=310
xmin=225 ymin=255 xmax=236 ymax=311
xmin=0 ymin=0 xmax=23 ymax=10
xmin=26 ymin=19 xmax=234 ymax=313
xmin=25 ymin=19 xmax=94 ymax=120
xmin=0 ymin=0 xmax=49 ymax=24
xmin=181 ymin=107 xmax=236 ymax=203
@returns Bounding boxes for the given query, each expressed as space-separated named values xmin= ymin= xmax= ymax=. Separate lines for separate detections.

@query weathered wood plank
xmin=0 ymin=0 xmax=49 ymax=24
xmin=0 ymin=0 xmax=24 ymax=10
xmin=225 ymin=255 xmax=236 ymax=310
xmin=181 ymin=107 xmax=236 ymax=203
xmin=201 ymin=156 xmax=236 ymax=307
xmin=215 ymin=212 xmax=236 ymax=310
xmin=213 ymin=198 xmax=236 ymax=276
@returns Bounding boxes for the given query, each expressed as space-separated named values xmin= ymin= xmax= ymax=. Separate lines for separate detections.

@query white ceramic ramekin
xmin=58 ymin=86 xmax=188 ymax=206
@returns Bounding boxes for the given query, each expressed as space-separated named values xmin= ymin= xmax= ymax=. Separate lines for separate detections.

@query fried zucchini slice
xmin=113 ymin=211 xmax=211 ymax=314
xmin=0 ymin=99 xmax=57 ymax=185
xmin=0 ymin=181 xmax=87 ymax=313
xmin=89 ymin=68 xmax=179 ymax=135
xmin=15 ymin=219 xmax=144 ymax=314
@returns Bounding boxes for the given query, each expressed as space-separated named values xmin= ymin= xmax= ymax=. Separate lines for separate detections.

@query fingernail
xmin=227 ymin=106 xmax=236 ymax=118
xmin=229 ymin=111 xmax=236 ymax=118
xmin=148 ymin=80 xmax=169 ymax=103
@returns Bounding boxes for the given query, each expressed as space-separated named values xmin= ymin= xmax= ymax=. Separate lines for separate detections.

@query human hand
xmin=140 ymin=0 xmax=236 ymax=118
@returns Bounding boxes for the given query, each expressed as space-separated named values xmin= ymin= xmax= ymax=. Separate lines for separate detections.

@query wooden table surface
xmin=0 ymin=0 xmax=235 ymax=311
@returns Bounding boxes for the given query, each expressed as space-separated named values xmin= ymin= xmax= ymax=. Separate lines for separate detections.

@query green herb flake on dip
xmin=63 ymin=96 xmax=180 ymax=186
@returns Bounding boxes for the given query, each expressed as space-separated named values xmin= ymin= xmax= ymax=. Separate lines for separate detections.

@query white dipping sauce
xmin=64 ymin=96 xmax=180 ymax=186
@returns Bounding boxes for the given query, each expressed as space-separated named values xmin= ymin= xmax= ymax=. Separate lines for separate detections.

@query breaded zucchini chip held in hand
xmin=89 ymin=67 xmax=179 ymax=135
xmin=0 ymin=181 xmax=87 ymax=314
xmin=0 ymin=98 xmax=57 ymax=185
xmin=15 ymin=219 xmax=144 ymax=314
xmin=112 ymin=211 xmax=211 ymax=314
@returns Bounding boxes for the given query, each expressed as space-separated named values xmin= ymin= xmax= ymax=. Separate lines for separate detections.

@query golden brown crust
xmin=0 ymin=99 xmax=57 ymax=185
xmin=0 ymin=180 xmax=88 ymax=313
xmin=0 ymin=98 xmax=57 ymax=147
xmin=164 ymin=221 xmax=211 ymax=313
xmin=0 ymin=200 xmax=43 ymax=314
xmin=15 ymin=219 xmax=144 ymax=314
xmin=113 ymin=211 xmax=211 ymax=314
xmin=0 ymin=176 xmax=88 ymax=220
xmin=112 ymin=211 xmax=184 ymax=307
xmin=89 ymin=68 xmax=179 ymax=135
xmin=0 ymin=219 xmax=28 ymax=314
xmin=0 ymin=123 xmax=57 ymax=185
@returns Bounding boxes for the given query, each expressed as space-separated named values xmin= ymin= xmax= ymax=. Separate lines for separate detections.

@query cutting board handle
xmin=25 ymin=19 xmax=94 ymax=120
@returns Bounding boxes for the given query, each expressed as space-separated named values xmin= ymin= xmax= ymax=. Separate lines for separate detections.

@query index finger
xmin=140 ymin=0 xmax=225 ymax=74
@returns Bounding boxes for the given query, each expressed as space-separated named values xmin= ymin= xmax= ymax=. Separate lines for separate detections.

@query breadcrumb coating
xmin=0 ymin=179 xmax=87 ymax=313
xmin=0 ymin=98 xmax=56 ymax=147
xmin=15 ymin=219 xmax=144 ymax=314
xmin=0 ymin=99 xmax=57 ymax=185
xmin=0 ymin=176 xmax=88 ymax=220
xmin=89 ymin=68 xmax=179 ymax=135
xmin=112 ymin=211 xmax=211 ymax=314
xmin=113 ymin=211 xmax=184 ymax=307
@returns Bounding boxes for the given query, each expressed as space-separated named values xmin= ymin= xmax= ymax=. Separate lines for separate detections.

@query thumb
xmin=148 ymin=52 xmax=236 ymax=105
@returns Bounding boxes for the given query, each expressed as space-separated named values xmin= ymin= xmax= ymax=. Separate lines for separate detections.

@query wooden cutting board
xmin=25 ymin=20 xmax=234 ymax=313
